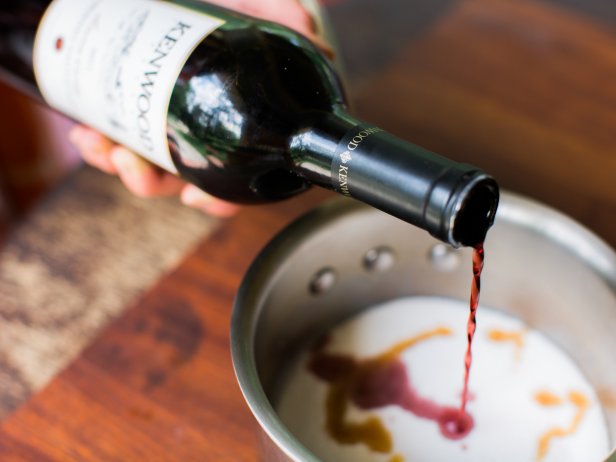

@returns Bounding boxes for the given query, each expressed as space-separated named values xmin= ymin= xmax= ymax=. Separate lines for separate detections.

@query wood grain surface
xmin=353 ymin=0 xmax=616 ymax=247
xmin=0 ymin=167 xmax=216 ymax=420
xmin=1 ymin=0 xmax=616 ymax=460
xmin=0 ymin=188 xmax=332 ymax=461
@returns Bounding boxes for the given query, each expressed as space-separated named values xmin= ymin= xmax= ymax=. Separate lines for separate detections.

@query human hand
xmin=69 ymin=0 xmax=329 ymax=218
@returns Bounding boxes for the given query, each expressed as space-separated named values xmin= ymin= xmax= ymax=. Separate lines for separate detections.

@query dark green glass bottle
xmin=0 ymin=0 xmax=498 ymax=247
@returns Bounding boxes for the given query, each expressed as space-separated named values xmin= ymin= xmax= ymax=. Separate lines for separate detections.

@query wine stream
xmin=460 ymin=243 xmax=485 ymax=415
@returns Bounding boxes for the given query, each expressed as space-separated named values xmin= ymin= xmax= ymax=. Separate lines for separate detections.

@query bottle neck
xmin=288 ymin=111 xmax=499 ymax=247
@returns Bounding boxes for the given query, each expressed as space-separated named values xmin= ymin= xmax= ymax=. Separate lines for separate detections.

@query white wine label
xmin=34 ymin=0 xmax=224 ymax=173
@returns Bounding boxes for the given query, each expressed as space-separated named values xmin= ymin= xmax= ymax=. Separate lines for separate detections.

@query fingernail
xmin=181 ymin=185 xmax=238 ymax=217
xmin=181 ymin=185 xmax=216 ymax=207
xmin=110 ymin=147 xmax=149 ymax=180
xmin=70 ymin=127 xmax=108 ymax=154
xmin=68 ymin=125 xmax=98 ymax=150
xmin=68 ymin=125 xmax=85 ymax=145
xmin=204 ymin=202 xmax=239 ymax=218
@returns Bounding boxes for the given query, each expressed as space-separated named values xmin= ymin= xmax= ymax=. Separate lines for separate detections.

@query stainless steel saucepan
xmin=231 ymin=192 xmax=616 ymax=461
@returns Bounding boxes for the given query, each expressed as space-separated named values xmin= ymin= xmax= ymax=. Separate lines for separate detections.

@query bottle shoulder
xmin=169 ymin=20 xmax=346 ymax=143
xmin=166 ymin=16 xmax=346 ymax=203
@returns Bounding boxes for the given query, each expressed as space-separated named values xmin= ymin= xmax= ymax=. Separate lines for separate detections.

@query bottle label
xmin=331 ymin=126 xmax=383 ymax=197
xmin=33 ymin=0 xmax=224 ymax=173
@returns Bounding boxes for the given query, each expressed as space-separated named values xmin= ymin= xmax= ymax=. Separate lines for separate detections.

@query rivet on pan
xmin=309 ymin=267 xmax=337 ymax=295
xmin=363 ymin=246 xmax=396 ymax=272
xmin=429 ymin=244 xmax=460 ymax=271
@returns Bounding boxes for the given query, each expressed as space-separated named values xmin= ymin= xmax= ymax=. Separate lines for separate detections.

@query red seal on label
xmin=55 ymin=37 xmax=63 ymax=51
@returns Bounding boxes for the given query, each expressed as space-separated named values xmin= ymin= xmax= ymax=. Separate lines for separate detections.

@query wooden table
xmin=1 ymin=0 xmax=615 ymax=459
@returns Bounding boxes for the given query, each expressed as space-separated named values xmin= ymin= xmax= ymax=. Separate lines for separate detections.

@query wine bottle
xmin=0 ymin=0 xmax=499 ymax=247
